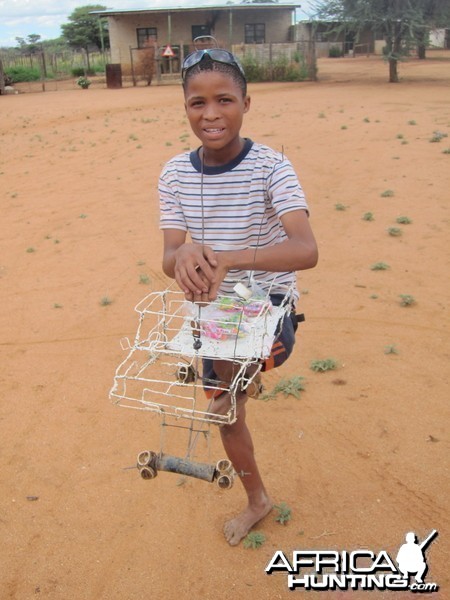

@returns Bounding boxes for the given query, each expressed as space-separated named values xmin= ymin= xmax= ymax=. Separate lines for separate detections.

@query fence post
xmin=269 ymin=42 xmax=273 ymax=81
xmin=129 ymin=46 xmax=136 ymax=86
xmin=40 ymin=52 xmax=46 ymax=92
xmin=0 ymin=58 xmax=5 ymax=95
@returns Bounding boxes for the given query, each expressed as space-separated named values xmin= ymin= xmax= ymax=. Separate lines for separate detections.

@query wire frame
xmin=110 ymin=282 xmax=295 ymax=426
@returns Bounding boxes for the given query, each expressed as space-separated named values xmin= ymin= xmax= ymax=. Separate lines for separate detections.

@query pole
xmin=129 ymin=46 xmax=136 ymax=86
xmin=98 ymin=18 xmax=106 ymax=66
xmin=0 ymin=58 xmax=5 ymax=95
xmin=40 ymin=51 xmax=46 ymax=92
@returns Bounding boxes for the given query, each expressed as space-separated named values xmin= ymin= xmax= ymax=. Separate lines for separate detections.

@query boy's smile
xmin=184 ymin=70 xmax=250 ymax=166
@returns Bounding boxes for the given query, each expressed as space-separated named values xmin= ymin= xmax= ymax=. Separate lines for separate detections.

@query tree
xmin=61 ymin=5 xmax=109 ymax=72
xmin=313 ymin=0 xmax=450 ymax=82
xmin=414 ymin=0 xmax=450 ymax=58
xmin=15 ymin=34 xmax=42 ymax=54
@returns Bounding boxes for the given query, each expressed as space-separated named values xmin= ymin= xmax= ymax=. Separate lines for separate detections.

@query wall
xmin=107 ymin=9 xmax=293 ymax=66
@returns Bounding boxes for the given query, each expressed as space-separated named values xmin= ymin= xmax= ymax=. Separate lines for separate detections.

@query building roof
xmin=91 ymin=3 xmax=301 ymax=17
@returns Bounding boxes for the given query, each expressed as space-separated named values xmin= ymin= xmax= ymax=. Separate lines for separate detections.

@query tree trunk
xmin=417 ymin=44 xmax=426 ymax=59
xmin=389 ymin=57 xmax=399 ymax=83
xmin=388 ymin=23 xmax=401 ymax=83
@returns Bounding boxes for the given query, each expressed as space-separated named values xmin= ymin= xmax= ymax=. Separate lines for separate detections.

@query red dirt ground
xmin=1 ymin=53 xmax=449 ymax=599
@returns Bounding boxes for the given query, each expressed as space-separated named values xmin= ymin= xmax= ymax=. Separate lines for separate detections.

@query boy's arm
xmin=162 ymin=229 xmax=218 ymax=301
xmin=208 ymin=209 xmax=318 ymax=300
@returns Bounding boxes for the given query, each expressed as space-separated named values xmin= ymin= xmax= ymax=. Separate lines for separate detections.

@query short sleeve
xmin=267 ymin=158 xmax=309 ymax=218
xmin=159 ymin=163 xmax=187 ymax=231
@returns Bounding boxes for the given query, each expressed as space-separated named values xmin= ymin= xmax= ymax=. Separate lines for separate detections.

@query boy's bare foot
xmin=223 ymin=495 xmax=273 ymax=546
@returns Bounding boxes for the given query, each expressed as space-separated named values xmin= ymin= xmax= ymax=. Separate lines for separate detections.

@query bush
xmin=329 ymin=45 xmax=343 ymax=58
xmin=241 ymin=54 xmax=264 ymax=82
xmin=5 ymin=65 xmax=41 ymax=83
xmin=71 ymin=67 xmax=95 ymax=77
xmin=241 ymin=53 xmax=309 ymax=83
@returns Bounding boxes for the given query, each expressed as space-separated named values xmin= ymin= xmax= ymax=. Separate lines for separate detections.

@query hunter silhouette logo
xmin=266 ymin=530 xmax=439 ymax=593
xmin=396 ymin=530 xmax=438 ymax=584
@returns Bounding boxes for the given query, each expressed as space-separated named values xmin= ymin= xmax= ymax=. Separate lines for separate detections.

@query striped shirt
xmin=159 ymin=139 xmax=309 ymax=297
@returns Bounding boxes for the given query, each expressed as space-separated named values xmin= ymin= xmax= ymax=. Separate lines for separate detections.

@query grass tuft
xmin=387 ymin=227 xmax=402 ymax=237
xmin=429 ymin=131 xmax=448 ymax=143
xmin=384 ymin=344 xmax=398 ymax=355
xmin=274 ymin=502 xmax=292 ymax=525
xmin=310 ymin=358 xmax=337 ymax=372
xmin=399 ymin=294 xmax=416 ymax=307
xmin=371 ymin=262 xmax=390 ymax=270
xmin=260 ymin=376 xmax=306 ymax=401
xmin=243 ymin=531 xmax=266 ymax=549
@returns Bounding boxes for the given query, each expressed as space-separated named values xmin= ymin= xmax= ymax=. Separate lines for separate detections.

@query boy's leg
xmin=211 ymin=359 xmax=272 ymax=545
xmin=207 ymin=359 xmax=259 ymax=418
xmin=220 ymin=404 xmax=272 ymax=546
xmin=205 ymin=309 xmax=296 ymax=544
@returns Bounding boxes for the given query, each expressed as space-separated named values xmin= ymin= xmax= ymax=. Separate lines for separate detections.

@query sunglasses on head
xmin=181 ymin=49 xmax=246 ymax=81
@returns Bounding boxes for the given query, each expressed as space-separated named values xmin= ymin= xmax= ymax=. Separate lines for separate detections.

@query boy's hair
xmin=182 ymin=55 xmax=247 ymax=97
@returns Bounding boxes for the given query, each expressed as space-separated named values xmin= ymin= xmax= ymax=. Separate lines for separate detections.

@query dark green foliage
xmin=5 ymin=65 xmax=41 ymax=82
xmin=329 ymin=45 xmax=344 ymax=57
xmin=241 ymin=54 xmax=309 ymax=83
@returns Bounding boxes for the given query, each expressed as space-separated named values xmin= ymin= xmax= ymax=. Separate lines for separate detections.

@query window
xmin=137 ymin=27 xmax=157 ymax=49
xmin=192 ymin=25 xmax=211 ymax=41
xmin=245 ymin=23 xmax=265 ymax=44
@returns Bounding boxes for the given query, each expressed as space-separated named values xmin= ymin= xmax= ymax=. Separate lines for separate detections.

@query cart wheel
xmin=216 ymin=473 xmax=234 ymax=490
xmin=140 ymin=466 xmax=157 ymax=480
xmin=216 ymin=458 xmax=233 ymax=474
xmin=176 ymin=363 xmax=196 ymax=384
xmin=137 ymin=450 xmax=156 ymax=467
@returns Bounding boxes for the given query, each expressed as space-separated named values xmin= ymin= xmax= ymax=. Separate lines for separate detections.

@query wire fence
xmin=1 ymin=42 xmax=317 ymax=93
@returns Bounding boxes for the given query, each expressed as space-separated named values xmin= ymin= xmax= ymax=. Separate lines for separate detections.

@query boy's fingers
xmin=195 ymin=255 xmax=216 ymax=282
xmin=186 ymin=265 xmax=209 ymax=294
xmin=208 ymin=280 xmax=220 ymax=302
xmin=175 ymin=266 xmax=199 ymax=295
xmin=203 ymin=246 xmax=218 ymax=267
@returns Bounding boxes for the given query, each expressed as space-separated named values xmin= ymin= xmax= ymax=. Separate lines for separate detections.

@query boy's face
xmin=184 ymin=70 xmax=250 ymax=163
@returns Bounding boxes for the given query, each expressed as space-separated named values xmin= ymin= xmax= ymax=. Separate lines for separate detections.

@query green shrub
xmin=329 ymin=45 xmax=343 ymax=58
xmin=241 ymin=55 xmax=264 ymax=82
xmin=399 ymin=294 xmax=416 ymax=307
xmin=371 ymin=262 xmax=390 ymax=271
xmin=310 ymin=358 xmax=337 ymax=372
xmin=71 ymin=67 xmax=95 ymax=77
xmin=240 ymin=54 xmax=308 ymax=83
xmin=5 ymin=65 xmax=41 ymax=83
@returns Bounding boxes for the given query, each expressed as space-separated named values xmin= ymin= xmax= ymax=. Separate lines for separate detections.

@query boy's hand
xmin=173 ymin=243 xmax=217 ymax=301
xmin=204 ymin=253 xmax=230 ymax=301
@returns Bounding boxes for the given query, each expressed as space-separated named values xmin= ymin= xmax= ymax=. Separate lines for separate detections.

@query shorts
xmin=202 ymin=294 xmax=297 ymax=396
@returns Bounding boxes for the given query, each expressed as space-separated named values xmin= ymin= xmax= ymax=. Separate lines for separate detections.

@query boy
xmin=159 ymin=48 xmax=318 ymax=546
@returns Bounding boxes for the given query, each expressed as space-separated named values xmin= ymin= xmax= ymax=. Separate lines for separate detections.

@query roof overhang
xmin=91 ymin=4 xmax=301 ymax=18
